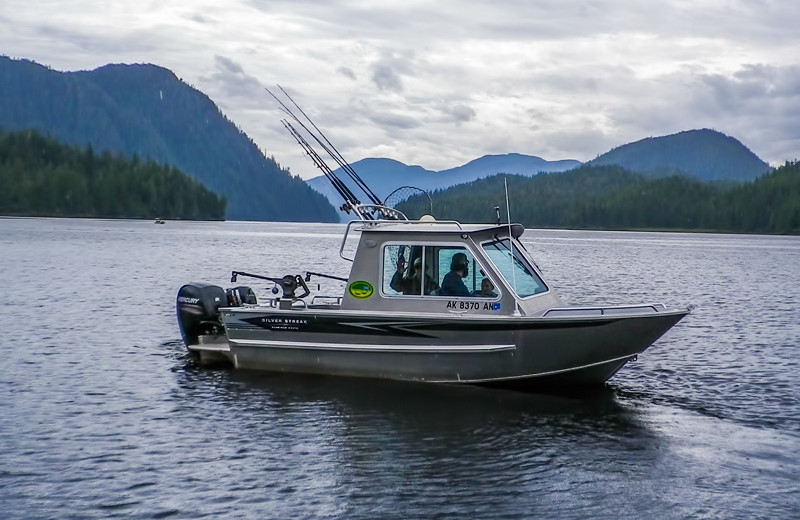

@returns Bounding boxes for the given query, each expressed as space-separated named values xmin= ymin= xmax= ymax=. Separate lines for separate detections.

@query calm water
xmin=1 ymin=218 xmax=798 ymax=519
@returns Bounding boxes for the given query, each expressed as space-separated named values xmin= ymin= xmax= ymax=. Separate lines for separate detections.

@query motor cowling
xmin=176 ymin=283 xmax=227 ymax=346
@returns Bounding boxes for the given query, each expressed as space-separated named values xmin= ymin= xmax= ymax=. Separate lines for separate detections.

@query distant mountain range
xmin=307 ymin=129 xmax=772 ymax=220
xmin=0 ymin=56 xmax=337 ymax=222
xmin=395 ymin=161 xmax=800 ymax=234
xmin=1 ymin=57 xmax=776 ymax=225
xmin=307 ymin=154 xmax=581 ymax=220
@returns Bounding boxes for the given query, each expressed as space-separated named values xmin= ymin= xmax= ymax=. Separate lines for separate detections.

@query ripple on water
xmin=1 ymin=220 xmax=798 ymax=519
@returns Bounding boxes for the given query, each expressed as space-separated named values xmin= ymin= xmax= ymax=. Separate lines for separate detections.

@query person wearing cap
xmin=391 ymin=256 xmax=438 ymax=295
xmin=440 ymin=252 xmax=471 ymax=297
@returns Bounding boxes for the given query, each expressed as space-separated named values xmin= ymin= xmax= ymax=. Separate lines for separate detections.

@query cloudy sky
xmin=2 ymin=0 xmax=798 ymax=178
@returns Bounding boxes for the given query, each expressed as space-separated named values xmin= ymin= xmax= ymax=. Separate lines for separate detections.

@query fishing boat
xmin=175 ymin=89 xmax=691 ymax=388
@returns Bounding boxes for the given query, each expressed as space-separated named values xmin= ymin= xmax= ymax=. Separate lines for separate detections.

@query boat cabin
xmin=338 ymin=218 xmax=565 ymax=317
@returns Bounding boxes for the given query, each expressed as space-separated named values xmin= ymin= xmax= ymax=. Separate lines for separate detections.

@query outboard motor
xmin=176 ymin=283 xmax=227 ymax=346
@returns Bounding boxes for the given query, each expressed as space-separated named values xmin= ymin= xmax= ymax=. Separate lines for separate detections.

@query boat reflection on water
xmin=168 ymin=363 xmax=670 ymax=516
xmin=175 ymin=358 xmax=658 ymax=450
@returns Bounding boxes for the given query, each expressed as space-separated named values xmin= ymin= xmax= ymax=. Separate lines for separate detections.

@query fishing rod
xmin=280 ymin=117 xmax=375 ymax=219
xmin=281 ymin=119 xmax=362 ymax=213
xmin=270 ymin=86 xmax=383 ymax=206
xmin=269 ymin=88 xmax=368 ymax=216
xmin=267 ymin=88 xmax=365 ymax=214
xmin=276 ymin=85 xmax=382 ymax=205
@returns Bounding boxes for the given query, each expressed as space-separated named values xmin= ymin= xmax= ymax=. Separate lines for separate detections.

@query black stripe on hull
xmin=237 ymin=312 xmax=628 ymax=339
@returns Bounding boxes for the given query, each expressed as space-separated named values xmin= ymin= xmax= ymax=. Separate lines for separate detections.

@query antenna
xmin=505 ymin=177 xmax=521 ymax=317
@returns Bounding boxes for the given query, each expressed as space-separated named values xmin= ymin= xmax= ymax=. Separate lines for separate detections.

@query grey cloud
xmin=368 ymin=111 xmax=420 ymax=130
xmin=29 ymin=23 xmax=162 ymax=58
xmin=215 ymin=55 xmax=247 ymax=76
xmin=337 ymin=67 xmax=356 ymax=80
xmin=370 ymin=49 xmax=418 ymax=93
xmin=446 ymin=104 xmax=476 ymax=124
xmin=687 ymin=64 xmax=800 ymax=123
xmin=372 ymin=64 xmax=403 ymax=92
xmin=189 ymin=13 xmax=214 ymax=25
xmin=202 ymin=55 xmax=264 ymax=99
xmin=595 ymin=64 xmax=800 ymax=164
xmin=241 ymin=1 xmax=797 ymax=46
xmin=9 ymin=0 xmax=797 ymax=175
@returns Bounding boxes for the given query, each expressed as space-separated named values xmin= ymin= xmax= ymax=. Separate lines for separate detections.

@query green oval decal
xmin=348 ymin=281 xmax=374 ymax=299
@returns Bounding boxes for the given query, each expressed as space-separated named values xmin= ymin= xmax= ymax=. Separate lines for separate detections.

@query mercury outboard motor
xmin=176 ymin=283 xmax=227 ymax=346
xmin=177 ymin=284 xmax=259 ymax=347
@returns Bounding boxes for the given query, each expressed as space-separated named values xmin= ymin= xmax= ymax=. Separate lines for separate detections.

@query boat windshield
xmin=482 ymin=238 xmax=548 ymax=298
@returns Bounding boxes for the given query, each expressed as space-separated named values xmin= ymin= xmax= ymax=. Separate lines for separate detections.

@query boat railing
xmin=352 ymin=204 xmax=409 ymax=221
xmin=339 ymin=217 xmax=466 ymax=261
xmin=541 ymin=303 xmax=668 ymax=317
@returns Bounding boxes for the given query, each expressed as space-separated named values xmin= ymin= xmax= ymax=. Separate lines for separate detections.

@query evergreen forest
xmin=398 ymin=163 xmax=800 ymax=235
xmin=0 ymin=129 xmax=227 ymax=220
xmin=0 ymin=57 xmax=338 ymax=222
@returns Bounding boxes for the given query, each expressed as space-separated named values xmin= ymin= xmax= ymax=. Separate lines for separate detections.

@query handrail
xmin=311 ymin=295 xmax=343 ymax=305
xmin=339 ymin=218 xmax=467 ymax=261
xmin=541 ymin=303 xmax=668 ymax=317
xmin=339 ymin=220 xmax=362 ymax=261
xmin=353 ymin=204 xmax=409 ymax=221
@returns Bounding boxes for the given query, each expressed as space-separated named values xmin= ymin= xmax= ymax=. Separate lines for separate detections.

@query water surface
xmin=1 ymin=218 xmax=797 ymax=519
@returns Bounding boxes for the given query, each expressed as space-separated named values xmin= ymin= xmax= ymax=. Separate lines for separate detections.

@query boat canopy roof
xmin=357 ymin=220 xmax=526 ymax=239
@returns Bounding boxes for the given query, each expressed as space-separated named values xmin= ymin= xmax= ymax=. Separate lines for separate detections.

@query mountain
xmin=397 ymin=161 xmax=800 ymax=234
xmin=306 ymin=154 xmax=581 ymax=220
xmin=307 ymin=129 xmax=772 ymax=219
xmin=0 ymin=56 xmax=338 ymax=222
xmin=588 ymin=129 xmax=772 ymax=181
xmin=437 ymin=153 xmax=582 ymax=184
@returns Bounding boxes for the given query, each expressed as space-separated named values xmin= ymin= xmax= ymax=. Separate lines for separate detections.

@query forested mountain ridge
xmin=397 ymin=162 xmax=800 ymax=234
xmin=588 ymin=129 xmax=772 ymax=181
xmin=0 ymin=56 xmax=338 ymax=222
xmin=308 ymin=129 xmax=772 ymax=222
xmin=307 ymin=154 xmax=582 ymax=221
xmin=0 ymin=128 xmax=226 ymax=219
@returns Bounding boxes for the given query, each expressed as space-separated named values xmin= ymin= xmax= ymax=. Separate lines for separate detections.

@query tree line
xmin=0 ymin=58 xmax=339 ymax=222
xmin=398 ymin=163 xmax=800 ymax=235
xmin=0 ymin=129 xmax=226 ymax=220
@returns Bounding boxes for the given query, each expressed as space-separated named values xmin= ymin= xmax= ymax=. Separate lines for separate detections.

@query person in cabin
xmin=473 ymin=278 xmax=497 ymax=297
xmin=391 ymin=256 xmax=438 ymax=295
xmin=440 ymin=252 xmax=471 ymax=297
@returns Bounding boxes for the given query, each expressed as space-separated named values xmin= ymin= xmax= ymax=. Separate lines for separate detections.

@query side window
xmin=436 ymin=247 xmax=497 ymax=298
xmin=382 ymin=245 xmax=437 ymax=297
xmin=383 ymin=244 xmax=413 ymax=295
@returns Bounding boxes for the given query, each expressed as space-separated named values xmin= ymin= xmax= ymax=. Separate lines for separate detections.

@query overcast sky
xmin=2 ymin=0 xmax=798 ymax=178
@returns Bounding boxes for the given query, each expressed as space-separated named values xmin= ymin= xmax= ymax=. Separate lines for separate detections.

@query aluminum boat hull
xmin=188 ymin=307 xmax=688 ymax=387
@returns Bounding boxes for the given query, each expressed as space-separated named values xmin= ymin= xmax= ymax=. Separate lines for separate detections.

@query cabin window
xmin=382 ymin=244 xmax=435 ymax=296
xmin=383 ymin=244 xmax=499 ymax=298
xmin=435 ymin=247 xmax=497 ymax=298
xmin=482 ymin=238 xmax=547 ymax=298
